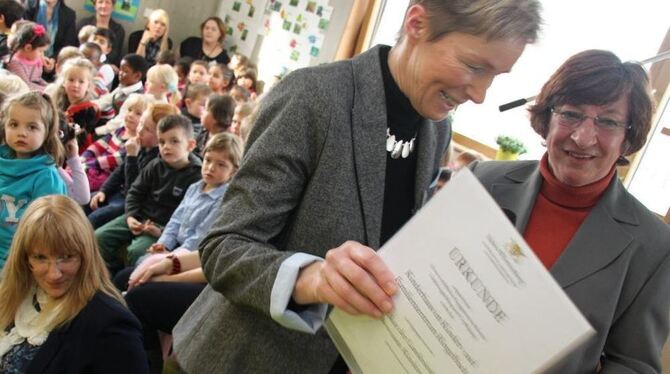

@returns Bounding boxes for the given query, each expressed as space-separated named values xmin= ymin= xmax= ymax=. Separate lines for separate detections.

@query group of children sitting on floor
xmin=0 ymin=14 xmax=269 ymax=369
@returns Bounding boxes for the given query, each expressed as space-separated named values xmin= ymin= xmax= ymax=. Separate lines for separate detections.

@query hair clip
xmin=33 ymin=24 xmax=46 ymax=38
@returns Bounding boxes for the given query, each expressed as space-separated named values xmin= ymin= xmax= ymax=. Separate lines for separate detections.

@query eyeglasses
xmin=551 ymin=107 xmax=630 ymax=133
xmin=28 ymin=254 xmax=80 ymax=271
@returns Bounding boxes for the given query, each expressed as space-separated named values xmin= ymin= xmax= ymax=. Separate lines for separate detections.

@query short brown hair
xmin=402 ymin=0 xmax=542 ymax=43
xmin=528 ymin=49 xmax=654 ymax=156
xmin=200 ymin=16 xmax=226 ymax=44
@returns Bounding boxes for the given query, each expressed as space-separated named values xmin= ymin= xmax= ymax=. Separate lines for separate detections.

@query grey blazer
xmin=471 ymin=160 xmax=670 ymax=373
xmin=173 ymin=46 xmax=451 ymax=373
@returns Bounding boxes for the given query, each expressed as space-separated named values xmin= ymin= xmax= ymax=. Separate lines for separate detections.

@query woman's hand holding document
xmin=326 ymin=169 xmax=594 ymax=374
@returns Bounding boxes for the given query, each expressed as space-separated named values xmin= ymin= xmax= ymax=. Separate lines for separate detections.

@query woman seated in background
xmin=76 ymin=0 xmax=125 ymax=66
xmin=180 ymin=16 xmax=230 ymax=65
xmin=24 ymin=0 xmax=77 ymax=58
xmin=471 ymin=49 xmax=670 ymax=373
xmin=128 ymin=8 xmax=172 ymax=66
xmin=0 ymin=195 xmax=148 ymax=373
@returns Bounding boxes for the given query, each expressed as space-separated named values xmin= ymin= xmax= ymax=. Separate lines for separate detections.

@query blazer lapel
xmin=551 ymin=179 xmax=638 ymax=288
xmin=349 ymin=47 xmax=387 ymax=249
xmin=26 ymin=327 xmax=69 ymax=374
xmin=490 ymin=163 xmax=542 ymax=232
xmin=413 ymin=120 xmax=437 ymax=210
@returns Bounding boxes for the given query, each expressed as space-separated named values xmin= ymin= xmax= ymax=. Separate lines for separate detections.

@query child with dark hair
xmin=80 ymin=41 xmax=112 ymax=95
xmin=156 ymin=50 xmax=176 ymax=66
xmin=174 ymin=56 xmax=193 ymax=94
xmin=91 ymin=27 xmax=115 ymax=64
xmin=181 ymin=83 xmax=211 ymax=136
xmin=0 ymin=0 xmax=24 ymax=61
xmin=208 ymin=62 xmax=234 ymax=95
xmin=195 ymin=94 xmax=235 ymax=156
xmin=5 ymin=22 xmax=51 ymax=91
xmin=95 ymin=114 xmax=202 ymax=275
xmin=95 ymin=53 xmax=147 ymax=123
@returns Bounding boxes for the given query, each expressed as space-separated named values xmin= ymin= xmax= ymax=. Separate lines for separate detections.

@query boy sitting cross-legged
xmin=96 ymin=114 xmax=202 ymax=275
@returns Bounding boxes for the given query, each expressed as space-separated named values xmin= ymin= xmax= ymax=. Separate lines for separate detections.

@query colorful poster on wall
xmin=262 ymin=0 xmax=332 ymax=68
xmin=84 ymin=0 xmax=140 ymax=22
xmin=222 ymin=0 xmax=266 ymax=56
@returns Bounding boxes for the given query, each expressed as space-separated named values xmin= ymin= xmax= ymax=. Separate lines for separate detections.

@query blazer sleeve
xmin=599 ymin=244 xmax=670 ymax=373
xmin=199 ymin=69 xmax=331 ymax=317
xmin=58 ymin=5 xmax=78 ymax=50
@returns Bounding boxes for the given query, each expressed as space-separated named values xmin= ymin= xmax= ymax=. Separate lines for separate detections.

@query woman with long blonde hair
xmin=128 ymin=8 xmax=172 ymax=66
xmin=0 ymin=195 xmax=148 ymax=373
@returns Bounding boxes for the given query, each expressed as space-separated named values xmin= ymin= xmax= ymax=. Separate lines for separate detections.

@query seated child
xmin=227 ymin=52 xmax=249 ymax=77
xmin=0 ymin=92 xmax=67 ymax=269
xmin=94 ymin=53 xmax=147 ymax=134
xmin=5 ymin=22 xmax=50 ymax=91
xmin=51 ymin=57 xmax=101 ymax=148
xmin=88 ymin=103 xmax=177 ymax=228
xmin=174 ymin=56 xmax=193 ymax=95
xmin=80 ymin=42 xmax=112 ymax=95
xmin=118 ymin=132 xmax=242 ymax=288
xmin=91 ymin=27 xmax=116 ymax=68
xmin=121 ymin=133 xmax=243 ymax=371
xmin=95 ymin=114 xmax=202 ymax=274
xmin=229 ymin=84 xmax=250 ymax=106
xmin=82 ymin=93 xmax=148 ymax=191
xmin=43 ymin=46 xmax=84 ymax=97
xmin=181 ymin=83 xmax=211 ymax=137
xmin=0 ymin=0 xmax=24 ymax=61
xmin=195 ymin=94 xmax=235 ymax=157
xmin=146 ymin=64 xmax=180 ymax=106
xmin=156 ymin=50 xmax=177 ymax=66
xmin=187 ymin=60 xmax=209 ymax=86
xmin=207 ymin=62 xmax=234 ymax=95
xmin=231 ymin=102 xmax=253 ymax=136
xmin=235 ymin=66 xmax=258 ymax=99
xmin=77 ymin=25 xmax=97 ymax=45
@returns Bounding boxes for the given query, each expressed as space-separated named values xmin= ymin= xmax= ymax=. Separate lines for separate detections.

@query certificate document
xmin=326 ymin=169 xmax=594 ymax=374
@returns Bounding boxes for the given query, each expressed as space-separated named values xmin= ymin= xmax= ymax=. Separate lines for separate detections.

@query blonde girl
xmin=0 ymin=92 xmax=67 ymax=269
xmin=5 ymin=22 xmax=51 ymax=91
xmin=0 ymin=195 xmax=148 ymax=372
xmin=53 ymin=57 xmax=96 ymax=112
xmin=131 ymin=8 xmax=171 ymax=65
xmin=146 ymin=64 xmax=180 ymax=106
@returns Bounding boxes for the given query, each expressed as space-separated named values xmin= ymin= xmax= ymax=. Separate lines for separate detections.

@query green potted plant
xmin=495 ymin=135 xmax=527 ymax=160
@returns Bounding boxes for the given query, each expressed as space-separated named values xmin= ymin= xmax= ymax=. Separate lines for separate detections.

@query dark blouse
xmin=180 ymin=37 xmax=230 ymax=65
xmin=127 ymin=30 xmax=173 ymax=66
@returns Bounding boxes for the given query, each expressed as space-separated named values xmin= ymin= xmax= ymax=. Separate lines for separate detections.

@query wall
xmin=67 ymin=0 xmax=218 ymax=55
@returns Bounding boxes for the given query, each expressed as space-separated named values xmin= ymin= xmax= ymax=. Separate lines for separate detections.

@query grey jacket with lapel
xmin=471 ymin=160 xmax=670 ymax=373
xmin=173 ymin=46 xmax=450 ymax=373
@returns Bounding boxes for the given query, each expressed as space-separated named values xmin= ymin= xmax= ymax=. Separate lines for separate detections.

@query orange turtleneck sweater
xmin=523 ymin=154 xmax=615 ymax=269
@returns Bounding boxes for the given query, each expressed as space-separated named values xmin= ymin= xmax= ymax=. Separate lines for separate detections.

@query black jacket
xmin=125 ymin=153 xmax=202 ymax=225
xmin=26 ymin=292 xmax=149 ymax=374
xmin=25 ymin=0 xmax=78 ymax=58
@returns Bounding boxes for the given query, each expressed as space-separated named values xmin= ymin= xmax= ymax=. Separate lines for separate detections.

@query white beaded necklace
xmin=386 ymin=128 xmax=416 ymax=159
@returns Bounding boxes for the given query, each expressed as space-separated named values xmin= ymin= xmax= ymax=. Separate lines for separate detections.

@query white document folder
xmin=326 ymin=168 xmax=594 ymax=374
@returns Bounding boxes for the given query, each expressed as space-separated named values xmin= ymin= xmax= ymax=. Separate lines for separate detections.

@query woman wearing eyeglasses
xmin=0 ymin=195 xmax=149 ymax=373
xmin=471 ymin=49 xmax=670 ymax=372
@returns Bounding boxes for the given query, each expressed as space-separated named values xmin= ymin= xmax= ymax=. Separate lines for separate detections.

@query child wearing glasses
xmin=0 ymin=92 xmax=67 ymax=270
